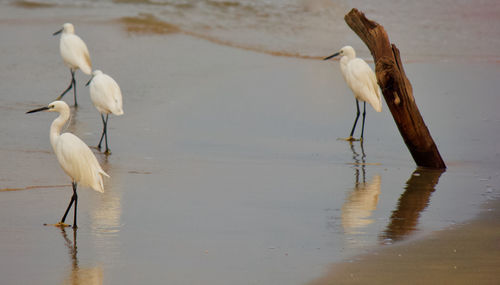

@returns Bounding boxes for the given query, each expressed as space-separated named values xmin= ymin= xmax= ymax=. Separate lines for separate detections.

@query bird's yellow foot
xmin=44 ymin=222 xmax=71 ymax=228
xmin=104 ymin=149 xmax=112 ymax=156
xmin=338 ymin=136 xmax=360 ymax=142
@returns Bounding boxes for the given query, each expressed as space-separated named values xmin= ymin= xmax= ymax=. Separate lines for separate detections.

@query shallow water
xmin=6 ymin=0 xmax=500 ymax=60
xmin=1 ymin=2 xmax=500 ymax=285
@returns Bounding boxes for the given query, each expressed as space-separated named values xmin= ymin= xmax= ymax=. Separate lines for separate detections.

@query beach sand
xmin=1 ymin=3 xmax=500 ymax=284
xmin=309 ymin=199 xmax=500 ymax=285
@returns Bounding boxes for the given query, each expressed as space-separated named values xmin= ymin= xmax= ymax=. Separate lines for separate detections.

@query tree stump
xmin=345 ymin=8 xmax=446 ymax=169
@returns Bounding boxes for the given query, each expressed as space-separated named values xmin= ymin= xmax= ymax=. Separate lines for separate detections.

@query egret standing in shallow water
xmin=27 ymin=101 xmax=108 ymax=228
xmin=53 ymin=23 xmax=92 ymax=106
xmin=86 ymin=70 xmax=124 ymax=155
xmin=324 ymin=46 xmax=382 ymax=141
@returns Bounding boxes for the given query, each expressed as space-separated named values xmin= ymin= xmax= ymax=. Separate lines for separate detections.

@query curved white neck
xmin=340 ymin=56 xmax=350 ymax=78
xmin=49 ymin=109 xmax=70 ymax=150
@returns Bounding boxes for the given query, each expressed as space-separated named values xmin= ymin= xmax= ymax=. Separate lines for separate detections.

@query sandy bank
xmin=310 ymin=199 xmax=500 ymax=284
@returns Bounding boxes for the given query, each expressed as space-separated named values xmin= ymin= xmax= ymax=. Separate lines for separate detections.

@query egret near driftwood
xmin=53 ymin=23 xmax=92 ymax=106
xmin=27 ymin=101 xmax=108 ymax=228
xmin=86 ymin=70 xmax=124 ymax=155
xmin=324 ymin=46 xmax=382 ymax=141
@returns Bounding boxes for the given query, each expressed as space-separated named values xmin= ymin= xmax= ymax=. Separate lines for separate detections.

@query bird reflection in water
xmin=90 ymin=160 xmax=123 ymax=235
xmin=60 ymin=228 xmax=103 ymax=285
xmin=341 ymin=142 xmax=381 ymax=234
xmin=381 ymin=167 xmax=445 ymax=242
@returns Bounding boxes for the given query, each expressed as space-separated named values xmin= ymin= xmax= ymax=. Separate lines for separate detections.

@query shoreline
xmin=309 ymin=198 xmax=500 ymax=284
xmin=1 ymin=3 xmax=500 ymax=284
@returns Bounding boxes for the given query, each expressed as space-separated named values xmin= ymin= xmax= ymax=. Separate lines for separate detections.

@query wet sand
xmin=1 ymin=3 xmax=500 ymax=285
xmin=309 ymin=199 xmax=500 ymax=285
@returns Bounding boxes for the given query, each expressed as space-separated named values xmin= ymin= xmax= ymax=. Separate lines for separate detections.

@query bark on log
xmin=345 ymin=8 xmax=446 ymax=169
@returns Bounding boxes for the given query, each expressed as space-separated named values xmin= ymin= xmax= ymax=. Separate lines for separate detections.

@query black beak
xmin=85 ymin=76 xmax=94 ymax=86
xmin=26 ymin=106 xmax=49 ymax=114
xmin=53 ymin=28 xmax=63 ymax=36
xmin=323 ymin=52 xmax=340 ymax=61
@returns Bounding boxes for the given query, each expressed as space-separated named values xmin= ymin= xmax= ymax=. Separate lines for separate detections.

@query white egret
xmin=27 ymin=101 xmax=108 ymax=228
xmin=53 ymin=23 xmax=92 ymax=106
xmin=86 ymin=70 xmax=124 ymax=155
xmin=324 ymin=46 xmax=382 ymax=141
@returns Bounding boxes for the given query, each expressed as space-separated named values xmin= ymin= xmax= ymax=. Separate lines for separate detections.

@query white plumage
xmin=58 ymin=23 xmax=92 ymax=75
xmin=324 ymin=45 xmax=382 ymax=141
xmin=27 ymin=101 xmax=108 ymax=228
xmin=88 ymin=70 xmax=124 ymax=116
xmin=54 ymin=23 xmax=92 ymax=106
xmin=53 ymin=133 xmax=107 ymax=193
xmin=87 ymin=70 xmax=124 ymax=154
xmin=338 ymin=46 xmax=382 ymax=112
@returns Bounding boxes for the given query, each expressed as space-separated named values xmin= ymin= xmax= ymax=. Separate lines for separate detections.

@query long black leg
xmin=360 ymin=102 xmax=367 ymax=141
xmin=73 ymin=182 xmax=78 ymax=229
xmin=349 ymin=99 xmax=361 ymax=138
xmin=60 ymin=196 xmax=75 ymax=224
xmin=72 ymin=71 xmax=78 ymax=107
xmin=60 ymin=182 xmax=77 ymax=224
xmin=98 ymin=114 xmax=111 ymax=154
xmin=104 ymin=114 xmax=110 ymax=154
xmin=57 ymin=70 xmax=75 ymax=101
xmin=98 ymin=114 xmax=107 ymax=150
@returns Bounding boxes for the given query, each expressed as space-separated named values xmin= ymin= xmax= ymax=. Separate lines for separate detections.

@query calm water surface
xmin=0 ymin=1 xmax=500 ymax=284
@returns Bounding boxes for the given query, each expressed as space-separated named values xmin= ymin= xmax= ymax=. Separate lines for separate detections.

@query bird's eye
xmin=49 ymin=105 xmax=54 ymax=109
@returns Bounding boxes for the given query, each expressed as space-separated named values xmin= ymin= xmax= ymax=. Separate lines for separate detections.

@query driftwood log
xmin=345 ymin=9 xmax=446 ymax=169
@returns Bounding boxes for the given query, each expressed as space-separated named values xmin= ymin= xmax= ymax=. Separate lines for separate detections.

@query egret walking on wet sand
xmin=27 ymin=101 xmax=108 ymax=228
xmin=86 ymin=70 xmax=124 ymax=155
xmin=53 ymin=23 xmax=92 ymax=106
xmin=324 ymin=46 xmax=382 ymax=141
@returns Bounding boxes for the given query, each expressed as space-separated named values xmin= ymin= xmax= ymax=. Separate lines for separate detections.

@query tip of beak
xmin=26 ymin=106 xmax=50 ymax=114
xmin=323 ymin=52 xmax=340 ymax=61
